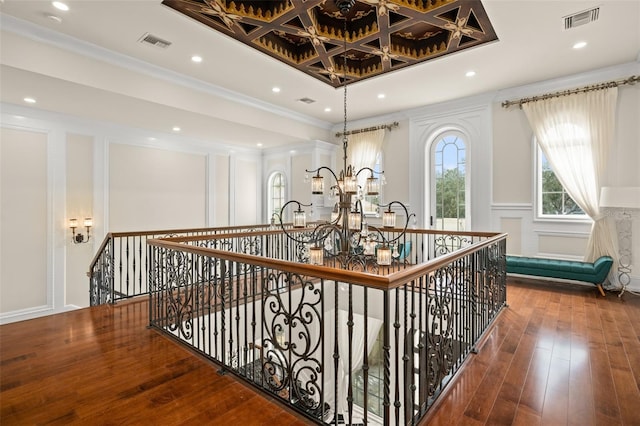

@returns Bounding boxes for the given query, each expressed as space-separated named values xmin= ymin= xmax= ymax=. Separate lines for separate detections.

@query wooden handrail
xmin=148 ymin=231 xmax=508 ymax=291
xmin=149 ymin=238 xmax=393 ymax=290
xmin=87 ymin=223 xmax=279 ymax=277
xmin=88 ymin=232 xmax=113 ymax=277
xmin=88 ymin=223 xmax=507 ymax=304
xmin=103 ymin=223 xmax=276 ymax=238
xmin=158 ymin=227 xmax=501 ymax=243
xmin=384 ymin=233 xmax=507 ymax=287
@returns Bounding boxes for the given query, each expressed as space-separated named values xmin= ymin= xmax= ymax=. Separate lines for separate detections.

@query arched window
xmin=268 ymin=172 xmax=286 ymax=221
xmin=430 ymin=132 xmax=468 ymax=231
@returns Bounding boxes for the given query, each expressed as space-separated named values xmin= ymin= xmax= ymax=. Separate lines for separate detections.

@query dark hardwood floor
xmin=422 ymin=279 xmax=640 ymax=426
xmin=1 ymin=279 xmax=639 ymax=425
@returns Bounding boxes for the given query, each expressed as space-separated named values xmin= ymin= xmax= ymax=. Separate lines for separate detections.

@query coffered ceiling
xmin=162 ymin=0 xmax=498 ymax=87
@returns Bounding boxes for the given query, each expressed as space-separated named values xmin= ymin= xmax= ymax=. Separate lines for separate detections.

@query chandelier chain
xmin=274 ymin=1 xmax=415 ymax=269
xmin=342 ymin=17 xmax=348 ymax=167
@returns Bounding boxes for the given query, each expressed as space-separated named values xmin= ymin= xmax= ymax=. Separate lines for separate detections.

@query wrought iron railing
xmin=88 ymin=224 xmax=278 ymax=306
xmin=88 ymin=224 xmax=483 ymax=306
xmin=147 ymin=229 xmax=507 ymax=425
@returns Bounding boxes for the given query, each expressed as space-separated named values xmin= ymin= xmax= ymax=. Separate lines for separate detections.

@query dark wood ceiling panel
xmin=162 ymin=0 xmax=498 ymax=87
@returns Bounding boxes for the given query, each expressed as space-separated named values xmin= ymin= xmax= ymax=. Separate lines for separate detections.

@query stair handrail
xmin=87 ymin=223 xmax=300 ymax=305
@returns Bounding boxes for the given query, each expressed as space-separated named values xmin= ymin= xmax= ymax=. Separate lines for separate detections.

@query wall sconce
xmin=69 ymin=218 xmax=92 ymax=244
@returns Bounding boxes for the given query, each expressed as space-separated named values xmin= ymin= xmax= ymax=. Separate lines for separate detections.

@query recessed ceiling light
xmin=46 ymin=14 xmax=62 ymax=23
xmin=377 ymin=93 xmax=385 ymax=99
xmin=256 ymin=143 xmax=263 ymax=147
xmin=324 ymin=107 xmax=331 ymax=112
xmin=23 ymin=97 xmax=36 ymax=104
xmin=289 ymin=150 xmax=296 ymax=154
xmin=465 ymin=70 xmax=476 ymax=77
xmin=148 ymin=137 xmax=156 ymax=141
xmin=573 ymin=41 xmax=587 ymax=49
xmin=52 ymin=1 xmax=69 ymax=11
xmin=172 ymin=126 xmax=181 ymax=132
xmin=272 ymin=87 xmax=281 ymax=93
xmin=191 ymin=55 xmax=203 ymax=63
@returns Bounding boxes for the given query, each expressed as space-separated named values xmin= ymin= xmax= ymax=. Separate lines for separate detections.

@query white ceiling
xmin=1 ymin=0 xmax=639 ymax=149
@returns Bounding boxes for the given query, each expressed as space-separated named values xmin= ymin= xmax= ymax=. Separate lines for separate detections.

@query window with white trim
xmin=536 ymin=146 xmax=587 ymax=219
xmin=431 ymin=132 xmax=467 ymax=231
xmin=268 ymin=172 xmax=286 ymax=220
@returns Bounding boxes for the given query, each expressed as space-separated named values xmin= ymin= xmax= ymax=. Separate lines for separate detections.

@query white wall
xmin=108 ymin=143 xmax=207 ymax=231
xmin=212 ymin=154 xmax=230 ymax=226
xmin=66 ymin=133 xmax=94 ymax=308
xmin=1 ymin=127 xmax=49 ymax=314
xmin=382 ymin=121 xmax=410 ymax=205
xmin=291 ymin=152 xmax=312 ymax=207
xmin=0 ymin=105 xmax=267 ymax=323
xmin=231 ymin=155 xmax=260 ymax=226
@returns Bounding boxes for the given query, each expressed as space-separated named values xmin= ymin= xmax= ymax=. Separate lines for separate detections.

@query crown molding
xmin=0 ymin=102 xmax=245 ymax=156
xmin=495 ymin=61 xmax=640 ymax=104
xmin=262 ymin=139 xmax=336 ymax=157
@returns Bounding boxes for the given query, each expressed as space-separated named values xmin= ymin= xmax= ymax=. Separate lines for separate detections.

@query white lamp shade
xmin=309 ymin=246 xmax=324 ymax=265
xmin=348 ymin=211 xmax=361 ymax=230
xmin=383 ymin=211 xmax=396 ymax=228
xmin=365 ymin=176 xmax=379 ymax=195
xmin=377 ymin=246 xmax=391 ymax=265
xmin=84 ymin=218 xmax=93 ymax=227
xmin=344 ymin=176 xmax=358 ymax=194
xmin=69 ymin=218 xmax=78 ymax=228
xmin=311 ymin=175 xmax=324 ymax=194
xmin=293 ymin=210 xmax=306 ymax=227
xmin=600 ymin=187 xmax=640 ymax=209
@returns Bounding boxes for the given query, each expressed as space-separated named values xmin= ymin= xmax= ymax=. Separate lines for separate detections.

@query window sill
xmin=533 ymin=215 xmax=592 ymax=225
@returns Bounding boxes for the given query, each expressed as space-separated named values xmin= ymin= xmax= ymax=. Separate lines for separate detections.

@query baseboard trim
xmin=0 ymin=304 xmax=80 ymax=325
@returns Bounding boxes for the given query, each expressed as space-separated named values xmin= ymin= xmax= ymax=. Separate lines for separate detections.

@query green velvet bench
xmin=506 ymin=255 xmax=613 ymax=296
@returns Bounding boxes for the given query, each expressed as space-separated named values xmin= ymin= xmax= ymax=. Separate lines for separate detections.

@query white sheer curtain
xmin=336 ymin=310 xmax=383 ymax=417
xmin=346 ymin=128 xmax=385 ymax=172
xmin=522 ymin=88 xmax=619 ymax=279
xmin=321 ymin=309 xmax=383 ymax=422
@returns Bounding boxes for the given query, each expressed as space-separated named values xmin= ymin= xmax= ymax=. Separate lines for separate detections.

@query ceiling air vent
xmin=138 ymin=33 xmax=172 ymax=49
xmin=563 ymin=7 xmax=599 ymax=30
xmin=297 ymin=97 xmax=316 ymax=104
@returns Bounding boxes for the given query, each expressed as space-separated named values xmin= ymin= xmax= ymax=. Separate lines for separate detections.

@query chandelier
xmin=275 ymin=0 xmax=414 ymax=269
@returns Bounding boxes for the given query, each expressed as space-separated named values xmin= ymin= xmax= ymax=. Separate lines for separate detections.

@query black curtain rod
xmin=335 ymin=121 xmax=399 ymax=137
xmin=501 ymin=75 xmax=639 ymax=109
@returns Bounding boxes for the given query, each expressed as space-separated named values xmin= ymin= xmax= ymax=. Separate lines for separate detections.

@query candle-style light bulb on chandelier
xmin=276 ymin=0 xmax=414 ymax=270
